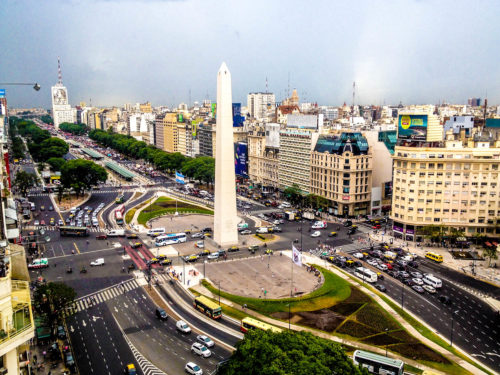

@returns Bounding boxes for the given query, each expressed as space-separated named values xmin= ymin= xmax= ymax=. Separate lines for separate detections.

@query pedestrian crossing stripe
xmin=63 ymin=279 xmax=140 ymax=316
xmin=27 ymin=226 xmax=104 ymax=232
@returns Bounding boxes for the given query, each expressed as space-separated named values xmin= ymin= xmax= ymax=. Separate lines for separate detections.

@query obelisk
xmin=214 ymin=62 xmax=239 ymax=247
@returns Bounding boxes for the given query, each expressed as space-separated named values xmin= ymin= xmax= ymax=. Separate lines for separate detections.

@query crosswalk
xmin=25 ymin=225 xmax=104 ymax=232
xmin=64 ymin=279 xmax=140 ymax=316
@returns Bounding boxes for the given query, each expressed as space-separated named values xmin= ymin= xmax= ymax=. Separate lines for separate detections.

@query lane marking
xmin=74 ymin=242 xmax=81 ymax=254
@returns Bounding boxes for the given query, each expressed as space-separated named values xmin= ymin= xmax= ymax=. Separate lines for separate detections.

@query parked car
xmin=240 ymin=230 xmax=252 ymax=235
xmin=227 ymin=246 xmax=239 ymax=252
xmin=207 ymin=253 xmax=219 ymax=260
xmin=57 ymin=325 xmax=66 ymax=339
xmin=34 ymin=220 xmax=40 ymax=226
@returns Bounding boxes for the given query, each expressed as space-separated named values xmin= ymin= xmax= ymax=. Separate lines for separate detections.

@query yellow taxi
xmin=328 ymin=231 xmax=337 ymax=237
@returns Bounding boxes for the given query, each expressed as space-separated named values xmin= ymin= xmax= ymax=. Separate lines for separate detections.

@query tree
xmin=47 ymin=157 xmax=66 ymax=171
xmin=13 ymin=171 xmax=38 ymax=196
xmin=219 ymin=330 xmax=367 ymax=375
xmin=39 ymin=137 xmax=69 ymax=160
xmin=33 ymin=282 xmax=76 ymax=326
xmin=61 ymin=159 xmax=108 ymax=196
xmin=483 ymin=246 xmax=498 ymax=266
xmin=40 ymin=115 xmax=53 ymax=124
xmin=59 ymin=122 xmax=87 ymax=135
xmin=284 ymin=183 xmax=303 ymax=206
xmin=421 ymin=225 xmax=445 ymax=244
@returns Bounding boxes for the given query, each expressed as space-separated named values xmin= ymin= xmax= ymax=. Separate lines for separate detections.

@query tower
xmin=51 ymin=57 xmax=75 ymax=128
xmin=213 ymin=63 xmax=238 ymax=247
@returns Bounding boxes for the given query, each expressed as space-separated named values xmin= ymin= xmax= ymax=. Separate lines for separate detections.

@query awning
xmin=492 ymin=242 xmax=499 ymax=247
xmin=485 ymin=242 xmax=492 ymax=247
xmin=6 ymin=228 xmax=20 ymax=239
xmin=4 ymin=208 xmax=18 ymax=221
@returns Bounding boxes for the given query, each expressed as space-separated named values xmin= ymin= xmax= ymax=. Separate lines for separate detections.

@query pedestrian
xmin=33 ymin=354 xmax=37 ymax=364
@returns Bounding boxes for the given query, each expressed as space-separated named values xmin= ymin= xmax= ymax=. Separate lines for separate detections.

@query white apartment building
xmin=247 ymin=92 xmax=275 ymax=121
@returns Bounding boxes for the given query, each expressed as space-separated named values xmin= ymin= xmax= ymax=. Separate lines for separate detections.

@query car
xmin=412 ymin=285 xmax=425 ymax=293
xmin=202 ymin=227 xmax=212 ymax=233
xmin=196 ymin=335 xmax=215 ymax=348
xmin=343 ymin=220 xmax=352 ymax=227
xmin=195 ymin=241 xmax=205 ymax=248
xmin=126 ymin=233 xmax=138 ymax=239
xmin=191 ymin=342 xmax=211 ymax=358
xmin=48 ymin=205 xmax=54 ymax=211
xmin=227 ymin=246 xmax=239 ymax=252
xmin=271 ymin=226 xmax=282 ymax=233
xmin=328 ymin=231 xmax=337 ymax=237
xmin=64 ymin=352 xmax=75 ymax=367
xmin=184 ymin=255 xmax=199 ymax=263
xmin=96 ymin=234 xmax=107 ymax=240
xmin=58 ymin=219 xmax=64 ymax=226
xmin=311 ymin=231 xmax=321 ymax=238
xmin=372 ymin=224 xmax=381 ymax=229
xmin=131 ymin=242 xmax=142 ymax=249
xmin=410 ymin=271 xmax=423 ymax=279
xmin=125 ymin=363 xmax=137 ymax=375
xmin=176 ymin=320 xmax=191 ymax=333
xmin=353 ymin=252 xmax=364 ymax=259
xmin=191 ymin=232 xmax=204 ymax=239
xmin=408 ymin=261 xmax=419 ymax=268
xmin=160 ymin=259 xmax=172 ymax=266
xmin=422 ymin=285 xmax=436 ymax=294
xmin=387 ymin=270 xmax=399 ymax=278
xmin=65 ymin=217 xmax=71 ymax=223
xmin=367 ymin=259 xmax=378 ymax=266
xmin=439 ymin=295 xmax=452 ymax=305
xmin=240 ymin=230 xmax=252 ymax=235
xmin=155 ymin=307 xmax=168 ymax=320
xmin=347 ymin=228 xmax=357 ymax=235
xmin=376 ymin=263 xmax=388 ymax=271
xmin=375 ymin=284 xmax=387 ymax=292
xmin=198 ymin=249 xmax=211 ymax=257
xmin=207 ymin=253 xmax=219 ymax=260
xmin=185 ymin=362 xmax=202 ymax=375
xmin=57 ymin=325 xmax=66 ymax=339
xmin=40 ymin=205 xmax=45 ymax=211
xmin=385 ymin=262 xmax=393 ymax=270
xmin=248 ymin=245 xmax=259 ymax=253
xmin=34 ymin=220 xmax=40 ymax=226
xmin=412 ymin=278 xmax=424 ymax=285
xmin=399 ymin=271 xmax=410 ymax=279
xmin=404 ymin=279 xmax=416 ymax=286
xmin=49 ymin=218 xmax=55 ymax=225
xmin=90 ymin=258 xmax=105 ymax=266
xmin=265 ymin=249 xmax=274 ymax=255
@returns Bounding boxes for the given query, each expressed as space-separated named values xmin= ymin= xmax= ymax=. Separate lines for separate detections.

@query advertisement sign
xmin=234 ymin=142 xmax=248 ymax=177
xmin=397 ymin=114 xmax=427 ymax=141
xmin=232 ymin=103 xmax=245 ymax=127
xmin=0 ymin=89 xmax=5 ymax=98
xmin=177 ymin=113 xmax=184 ymax=123
xmin=211 ymin=103 xmax=216 ymax=118
xmin=175 ymin=171 xmax=185 ymax=184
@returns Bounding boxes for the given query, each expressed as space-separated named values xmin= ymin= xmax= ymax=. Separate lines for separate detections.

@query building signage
xmin=0 ymin=89 xmax=5 ymax=98
xmin=342 ymin=195 xmax=350 ymax=201
xmin=397 ymin=114 xmax=427 ymax=141
xmin=234 ymin=142 xmax=248 ymax=177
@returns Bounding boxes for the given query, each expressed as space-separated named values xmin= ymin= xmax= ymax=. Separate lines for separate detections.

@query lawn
xmin=202 ymin=265 xmax=351 ymax=314
xmin=125 ymin=208 xmax=136 ymax=224
xmin=137 ymin=196 xmax=213 ymax=225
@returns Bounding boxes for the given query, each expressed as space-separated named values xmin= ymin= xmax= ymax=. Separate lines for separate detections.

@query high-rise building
xmin=310 ymin=133 xmax=372 ymax=216
xmin=467 ymin=98 xmax=481 ymax=107
xmin=51 ymin=57 xmax=76 ymax=128
xmin=248 ymin=124 xmax=280 ymax=189
xmin=247 ymin=92 xmax=275 ymax=120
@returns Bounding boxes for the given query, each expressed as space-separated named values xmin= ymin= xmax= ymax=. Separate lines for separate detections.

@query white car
xmin=207 ymin=253 xmax=219 ymax=260
xmin=412 ymin=278 xmax=424 ymax=286
xmin=367 ymin=259 xmax=378 ymax=266
xmin=58 ymin=219 xmax=64 ymax=226
xmin=194 ymin=241 xmax=205 ymax=248
xmin=185 ymin=362 xmax=202 ymax=375
xmin=176 ymin=320 xmax=191 ymax=333
xmin=34 ymin=220 xmax=40 ymax=226
xmin=353 ymin=252 xmax=364 ymax=259
xmin=377 ymin=263 xmax=388 ymax=271
xmin=196 ymin=335 xmax=215 ymax=348
xmin=191 ymin=342 xmax=211 ymax=358
xmin=90 ymin=258 xmax=105 ymax=266
xmin=310 ymin=231 xmax=321 ymax=238
xmin=422 ymin=285 xmax=436 ymax=294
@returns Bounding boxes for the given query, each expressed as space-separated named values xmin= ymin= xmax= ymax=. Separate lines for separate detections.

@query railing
xmin=0 ymin=279 xmax=34 ymax=346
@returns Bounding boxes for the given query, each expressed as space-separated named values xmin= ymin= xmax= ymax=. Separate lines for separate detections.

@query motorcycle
xmin=80 ymin=267 xmax=87 ymax=274
xmin=66 ymin=267 xmax=72 ymax=274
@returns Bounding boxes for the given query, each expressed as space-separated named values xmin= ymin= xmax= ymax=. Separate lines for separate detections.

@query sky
xmin=1 ymin=0 xmax=499 ymax=109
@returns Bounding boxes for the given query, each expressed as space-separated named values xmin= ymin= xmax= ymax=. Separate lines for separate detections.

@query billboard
xmin=232 ymin=103 xmax=245 ymax=127
xmin=175 ymin=171 xmax=185 ymax=184
xmin=397 ymin=114 xmax=427 ymax=141
xmin=211 ymin=103 xmax=216 ymax=118
xmin=0 ymin=89 xmax=5 ymax=98
xmin=234 ymin=142 xmax=248 ymax=177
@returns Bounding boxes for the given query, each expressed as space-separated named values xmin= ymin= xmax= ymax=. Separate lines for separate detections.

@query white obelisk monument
xmin=214 ymin=62 xmax=239 ymax=247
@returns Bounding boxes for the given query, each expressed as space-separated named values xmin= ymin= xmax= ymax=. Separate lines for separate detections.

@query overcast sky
xmin=1 ymin=0 xmax=499 ymax=108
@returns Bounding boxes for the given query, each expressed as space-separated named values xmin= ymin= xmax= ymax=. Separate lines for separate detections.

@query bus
xmin=59 ymin=226 xmax=89 ymax=237
xmin=115 ymin=204 xmax=125 ymax=225
xmin=240 ymin=317 xmax=282 ymax=334
xmin=193 ymin=296 xmax=222 ymax=319
xmin=353 ymin=350 xmax=404 ymax=375
xmin=155 ymin=233 xmax=187 ymax=246
xmin=425 ymin=252 xmax=443 ymax=263
xmin=354 ymin=267 xmax=378 ymax=283
xmin=116 ymin=194 xmax=125 ymax=204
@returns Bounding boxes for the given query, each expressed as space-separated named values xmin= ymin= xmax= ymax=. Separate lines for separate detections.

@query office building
xmin=248 ymin=123 xmax=280 ymax=189
xmin=310 ymin=133 xmax=372 ymax=216
xmin=247 ymin=92 xmax=275 ymax=120
xmin=51 ymin=57 xmax=76 ymax=128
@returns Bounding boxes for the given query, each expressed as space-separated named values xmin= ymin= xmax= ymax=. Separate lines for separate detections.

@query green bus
xmin=59 ymin=226 xmax=89 ymax=237
xmin=116 ymin=194 xmax=125 ymax=204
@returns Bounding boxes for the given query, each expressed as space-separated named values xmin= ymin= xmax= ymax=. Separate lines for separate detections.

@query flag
xmin=292 ymin=244 xmax=302 ymax=266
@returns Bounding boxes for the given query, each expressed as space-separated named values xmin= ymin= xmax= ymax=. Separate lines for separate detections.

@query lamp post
xmin=218 ymin=281 xmax=221 ymax=305
xmin=204 ymin=260 xmax=207 ymax=279
xmin=401 ymin=283 xmax=405 ymax=310
xmin=288 ymin=303 xmax=291 ymax=330
xmin=385 ymin=328 xmax=389 ymax=356
xmin=450 ymin=310 xmax=459 ymax=347
xmin=0 ymin=82 xmax=41 ymax=91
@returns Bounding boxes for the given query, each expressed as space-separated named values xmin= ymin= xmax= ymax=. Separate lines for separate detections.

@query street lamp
xmin=401 ymin=283 xmax=405 ymax=310
xmin=0 ymin=82 xmax=41 ymax=91
xmin=385 ymin=328 xmax=389 ymax=356
xmin=288 ymin=303 xmax=291 ymax=330
xmin=218 ymin=281 xmax=221 ymax=306
xmin=450 ymin=310 xmax=459 ymax=347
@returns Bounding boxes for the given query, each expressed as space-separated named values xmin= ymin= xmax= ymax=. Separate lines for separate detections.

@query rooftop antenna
xmin=265 ymin=76 xmax=268 ymax=94
xmin=352 ymin=81 xmax=356 ymax=108
xmin=57 ymin=56 xmax=63 ymax=84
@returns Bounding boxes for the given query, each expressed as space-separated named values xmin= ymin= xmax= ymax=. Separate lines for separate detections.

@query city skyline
xmin=1 ymin=0 xmax=500 ymax=108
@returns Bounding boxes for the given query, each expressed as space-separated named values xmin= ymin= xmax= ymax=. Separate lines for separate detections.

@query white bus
xmin=354 ymin=267 xmax=378 ymax=283
xmin=422 ymin=274 xmax=442 ymax=289
xmin=147 ymin=228 xmax=166 ymax=237
xmin=353 ymin=350 xmax=404 ymax=375
xmin=155 ymin=232 xmax=187 ymax=246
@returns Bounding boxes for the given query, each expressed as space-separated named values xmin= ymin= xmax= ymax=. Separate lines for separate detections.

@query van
xmin=30 ymin=202 xmax=36 ymax=211
xmin=425 ymin=252 xmax=443 ymax=263
xmin=383 ymin=251 xmax=397 ymax=260
xmin=256 ymin=227 xmax=268 ymax=234
xmin=148 ymin=228 xmax=166 ymax=237
xmin=92 ymin=217 xmax=99 ymax=227
xmin=176 ymin=320 xmax=191 ymax=333
xmin=237 ymin=223 xmax=249 ymax=230
xmin=280 ymin=202 xmax=291 ymax=208
xmin=107 ymin=229 xmax=125 ymax=237
xmin=423 ymin=274 xmax=442 ymax=288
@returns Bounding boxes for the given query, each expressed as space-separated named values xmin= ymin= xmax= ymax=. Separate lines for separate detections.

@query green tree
xmin=483 ymin=246 xmax=498 ymax=266
xmin=284 ymin=183 xmax=303 ymax=206
xmin=33 ymin=282 xmax=76 ymax=326
xmin=220 ymin=330 xmax=367 ymax=375
xmin=40 ymin=115 xmax=53 ymax=124
xmin=13 ymin=171 xmax=38 ymax=196
xmin=39 ymin=137 xmax=69 ymax=160
xmin=46 ymin=157 xmax=66 ymax=171
xmin=421 ymin=225 xmax=445 ymax=244
xmin=61 ymin=159 xmax=108 ymax=197
xmin=59 ymin=122 xmax=87 ymax=135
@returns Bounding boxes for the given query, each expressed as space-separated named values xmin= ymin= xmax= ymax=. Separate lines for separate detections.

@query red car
xmin=40 ymin=220 xmax=46 ymax=226
xmin=385 ymin=263 xmax=393 ymax=270
xmin=372 ymin=225 xmax=381 ymax=229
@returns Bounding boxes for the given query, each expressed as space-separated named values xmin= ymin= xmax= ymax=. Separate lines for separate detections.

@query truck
xmin=286 ymin=211 xmax=295 ymax=221
xmin=303 ymin=212 xmax=315 ymax=220
xmin=107 ymin=229 xmax=125 ymax=237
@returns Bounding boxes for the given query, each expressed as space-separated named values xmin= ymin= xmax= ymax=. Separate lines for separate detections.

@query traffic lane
xmin=66 ymin=304 xmax=142 ymax=375
xmin=368 ymin=271 xmax=499 ymax=370
xmin=62 ymin=191 xmax=117 ymax=223
xmin=156 ymin=279 xmax=240 ymax=347
xmin=418 ymin=258 xmax=500 ymax=299
xmin=102 ymin=191 xmax=133 ymax=228
xmin=111 ymin=287 xmax=226 ymax=375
